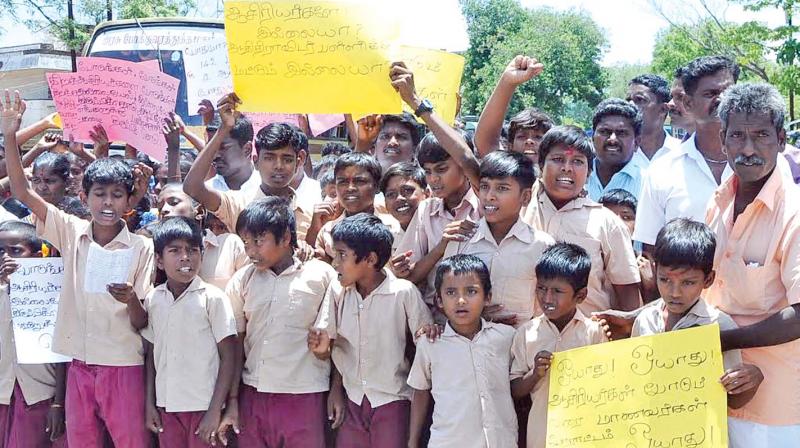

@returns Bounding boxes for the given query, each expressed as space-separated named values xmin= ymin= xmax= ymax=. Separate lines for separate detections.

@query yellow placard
xmin=546 ymin=324 xmax=728 ymax=448
xmin=394 ymin=46 xmax=465 ymax=125
xmin=224 ymin=1 xmax=402 ymax=114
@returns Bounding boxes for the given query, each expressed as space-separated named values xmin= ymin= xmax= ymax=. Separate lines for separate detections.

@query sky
xmin=0 ymin=0 xmax=788 ymax=66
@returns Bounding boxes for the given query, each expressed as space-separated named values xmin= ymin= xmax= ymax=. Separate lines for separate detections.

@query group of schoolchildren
xmin=0 ymin=55 xmax=764 ymax=448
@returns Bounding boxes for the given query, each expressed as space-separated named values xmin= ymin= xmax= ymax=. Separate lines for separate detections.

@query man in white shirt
xmin=205 ymin=116 xmax=260 ymax=193
xmin=288 ymin=126 xmax=323 ymax=212
xmin=634 ymin=55 xmax=740 ymax=247
xmin=627 ymin=74 xmax=681 ymax=167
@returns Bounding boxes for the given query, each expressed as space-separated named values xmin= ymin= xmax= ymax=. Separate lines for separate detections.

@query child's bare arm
xmin=197 ymin=335 xmax=237 ymax=444
xmin=722 ymin=363 xmax=763 ymax=409
xmin=15 ymin=112 xmax=58 ymax=147
xmin=611 ymin=283 xmax=642 ymax=312
xmin=511 ymin=350 xmax=552 ymax=399
xmin=45 ymin=362 xmax=66 ymax=441
xmin=408 ymin=388 xmax=431 ymax=448
xmin=328 ymin=367 xmax=346 ymax=429
xmin=1 ymin=90 xmax=50 ymax=221
xmin=405 ymin=220 xmax=477 ymax=284
xmin=217 ymin=333 xmax=244 ymax=446
xmin=144 ymin=341 xmax=163 ymax=434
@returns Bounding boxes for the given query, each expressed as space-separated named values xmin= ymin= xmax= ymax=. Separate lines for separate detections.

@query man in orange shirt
xmin=705 ymin=83 xmax=800 ymax=445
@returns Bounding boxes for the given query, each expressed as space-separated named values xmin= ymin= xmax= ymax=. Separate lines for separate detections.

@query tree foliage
xmin=460 ymin=0 xmax=608 ymax=127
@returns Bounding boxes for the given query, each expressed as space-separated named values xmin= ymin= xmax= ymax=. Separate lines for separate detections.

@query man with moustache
xmin=634 ymin=55 xmax=739 ymax=247
xmin=626 ymin=74 xmax=682 ymax=167
xmin=667 ymin=67 xmax=696 ymax=139
xmin=586 ymin=98 xmax=646 ymax=201
xmin=705 ymin=83 xmax=800 ymax=447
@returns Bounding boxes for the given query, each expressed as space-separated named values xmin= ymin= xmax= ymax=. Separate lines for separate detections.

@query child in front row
xmin=630 ymin=218 xmax=763 ymax=446
xmin=407 ymin=254 xmax=518 ymax=448
xmin=142 ymin=217 xmax=237 ymax=447
xmin=510 ymin=243 xmax=609 ymax=448
xmin=0 ymin=221 xmax=67 ymax=447
xmin=3 ymin=92 xmax=154 ymax=447
xmin=226 ymin=198 xmax=337 ymax=447
xmin=309 ymin=213 xmax=433 ymax=448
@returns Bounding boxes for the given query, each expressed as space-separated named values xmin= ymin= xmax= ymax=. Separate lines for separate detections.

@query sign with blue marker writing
xmin=546 ymin=324 xmax=728 ymax=448
xmin=9 ymin=258 xmax=71 ymax=364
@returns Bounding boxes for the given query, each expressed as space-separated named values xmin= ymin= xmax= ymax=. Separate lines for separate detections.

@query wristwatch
xmin=414 ymin=98 xmax=434 ymax=117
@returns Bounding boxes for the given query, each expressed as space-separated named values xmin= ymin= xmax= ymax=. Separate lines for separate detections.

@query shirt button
xmin=361 ymin=380 xmax=367 ymax=386
xmin=358 ymin=304 xmax=364 ymax=310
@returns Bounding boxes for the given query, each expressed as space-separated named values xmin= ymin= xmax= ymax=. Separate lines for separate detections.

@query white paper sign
xmin=184 ymin=37 xmax=233 ymax=109
xmin=9 ymin=258 xmax=71 ymax=364
xmin=83 ymin=243 xmax=135 ymax=294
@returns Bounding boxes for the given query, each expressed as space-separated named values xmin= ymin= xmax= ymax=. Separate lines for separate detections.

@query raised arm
xmin=15 ymin=112 xmax=58 ymax=147
xmin=474 ymin=55 xmax=543 ymax=158
xmin=389 ymin=62 xmax=481 ymax=189
xmin=162 ymin=113 xmax=183 ymax=183
xmin=1 ymin=90 xmax=50 ymax=221
xmin=184 ymin=93 xmax=241 ymax=213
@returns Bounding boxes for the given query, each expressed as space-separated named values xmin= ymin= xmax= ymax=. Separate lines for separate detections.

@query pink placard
xmin=308 ymin=114 xmax=345 ymax=137
xmin=47 ymin=57 xmax=179 ymax=161
xmin=245 ymin=112 xmax=301 ymax=134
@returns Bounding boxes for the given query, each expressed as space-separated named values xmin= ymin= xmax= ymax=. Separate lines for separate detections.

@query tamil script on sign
xmin=547 ymin=324 xmax=728 ymax=448
xmin=9 ymin=258 xmax=71 ymax=364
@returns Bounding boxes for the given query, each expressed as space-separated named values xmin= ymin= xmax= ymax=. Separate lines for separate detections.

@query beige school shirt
xmin=36 ymin=204 xmax=154 ymax=366
xmin=510 ymin=310 xmax=608 ymax=448
xmin=395 ymin=189 xmax=481 ymax=306
xmin=315 ymin=211 xmax=403 ymax=260
xmin=199 ymin=230 xmax=249 ymax=290
xmin=631 ymin=298 xmax=742 ymax=370
xmin=407 ymin=320 xmax=518 ymax=448
xmin=141 ymin=278 xmax=237 ymax=412
xmin=227 ymin=258 xmax=335 ymax=393
xmin=443 ymin=217 xmax=555 ymax=327
xmin=316 ymin=269 xmax=433 ymax=407
xmin=522 ymin=182 xmax=640 ymax=314
xmin=0 ymin=286 xmax=57 ymax=405
xmin=213 ymin=187 xmax=311 ymax=242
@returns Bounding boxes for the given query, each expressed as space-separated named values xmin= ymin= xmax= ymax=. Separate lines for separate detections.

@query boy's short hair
xmin=508 ymin=108 xmax=554 ymax=142
xmin=0 ymin=220 xmax=42 ymax=253
xmin=228 ymin=115 xmax=255 ymax=148
xmin=321 ymin=142 xmax=351 ymax=157
xmin=434 ymin=254 xmax=491 ymax=298
xmin=538 ymin=125 xmax=595 ymax=169
xmin=313 ymin=154 xmax=339 ymax=180
xmin=254 ymin=123 xmax=302 ymax=156
xmin=331 ymin=213 xmax=393 ymax=269
xmin=381 ymin=112 xmax=422 ymax=147
xmin=81 ymin=158 xmax=135 ymax=195
xmin=416 ymin=131 xmax=451 ymax=166
xmin=59 ymin=196 xmax=92 ymax=219
xmin=535 ymin=243 xmax=592 ymax=292
xmin=152 ymin=216 xmax=204 ymax=256
xmin=592 ymin=98 xmax=643 ymax=137
xmin=33 ymin=152 xmax=70 ymax=182
xmin=380 ymin=162 xmax=427 ymax=194
xmin=319 ymin=171 xmax=335 ymax=197
xmin=479 ymin=150 xmax=536 ymax=190
xmin=629 ymin=74 xmax=671 ymax=103
xmin=654 ymin=218 xmax=716 ymax=275
xmin=599 ymin=188 xmax=638 ymax=212
xmin=681 ymin=55 xmax=741 ymax=96
xmin=287 ymin=123 xmax=309 ymax=152
xmin=334 ymin=152 xmax=382 ymax=189
xmin=235 ymin=197 xmax=297 ymax=249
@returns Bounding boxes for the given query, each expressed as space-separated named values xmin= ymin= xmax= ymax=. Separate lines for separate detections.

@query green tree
xmin=604 ymin=63 xmax=650 ymax=98
xmin=461 ymin=0 xmax=608 ymax=127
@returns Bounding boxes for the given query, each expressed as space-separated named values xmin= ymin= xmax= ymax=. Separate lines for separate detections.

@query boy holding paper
xmin=0 ymin=221 xmax=67 ymax=447
xmin=2 ymin=90 xmax=154 ymax=447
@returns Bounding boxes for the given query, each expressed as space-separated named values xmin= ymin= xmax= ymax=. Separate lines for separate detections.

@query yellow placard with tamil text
xmin=393 ymin=46 xmax=465 ymax=125
xmin=224 ymin=1 xmax=402 ymax=114
xmin=547 ymin=324 xmax=728 ymax=448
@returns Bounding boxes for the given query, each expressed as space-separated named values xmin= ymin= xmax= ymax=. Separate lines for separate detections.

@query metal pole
xmin=106 ymin=0 xmax=112 ymax=21
xmin=67 ymin=0 xmax=76 ymax=72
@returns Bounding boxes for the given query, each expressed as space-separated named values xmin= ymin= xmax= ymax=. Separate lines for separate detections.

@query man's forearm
xmin=721 ymin=304 xmax=800 ymax=351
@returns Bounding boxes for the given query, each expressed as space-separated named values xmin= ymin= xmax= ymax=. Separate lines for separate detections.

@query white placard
xmin=83 ymin=243 xmax=135 ymax=294
xmin=9 ymin=258 xmax=71 ymax=364
xmin=184 ymin=37 xmax=233 ymax=109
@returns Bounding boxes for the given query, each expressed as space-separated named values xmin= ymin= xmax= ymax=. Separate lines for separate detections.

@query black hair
xmin=313 ymin=154 xmax=339 ymax=180
xmin=654 ymin=218 xmax=716 ymax=275
xmin=592 ymin=98 xmax=643 ymax=137
xmin=334 ymin=152 xmax=382 ymax=189
xmin=58 ymin=196 xmax=92 ymax=219
xmin=681 ymin=55 xmax=741 ymax=96
xmin=380 ymin=162 xmax=427 ymax=194
xmin=229 ymin=115 xmax=255 ymax=148
xmin=629 ymin=74 xmax=671 ymax=103
xmin=535 ymin=243 xmax=592 ymax=292
xmin=254 ymin=122 xmax=302 ymax=156
xmin=381 ymin=112 xmax=422 ymax=147
xmin=32 ymin=152 xmax=70 ymax=182
xmin=434 ymin=254 xmax=491 ymax=298
xmin=538 ymin=125 xmax=595 ymax=170
xmin=599 ymin=188 xmax=638 ymax=212
xmin=0 ymin=220 xmax=42 ymax=253
xmin=179 ymin=159 xmax=193 ymax=181
xmin=673 ymin=65 xmax=687 ymax=80
xmin=287 ymin=123 xmax=309 ymax=151
xmin=152 ymin=216 xmax=204 ymax=256
xmin=331 ymin=213 xmax=393 ymax=269
xmin=180 ymin=147 xmax=199 ymax=162
xmin=508 ymin=108 xmax=554 ymax=142
xmin=479 ymin=150 xmax=536 ymax=190
xmin=235 ymin=197 xmax=297 ymax=249
xmin=416 ymin=131 xmax=451 ymax=166
xmin=81 ymin=158 xmax=135 ymax=195
xmin=319 ymin=170 xmax=335 ymax=198
xmin=321 ymin=142 xmax=352 ymax=157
